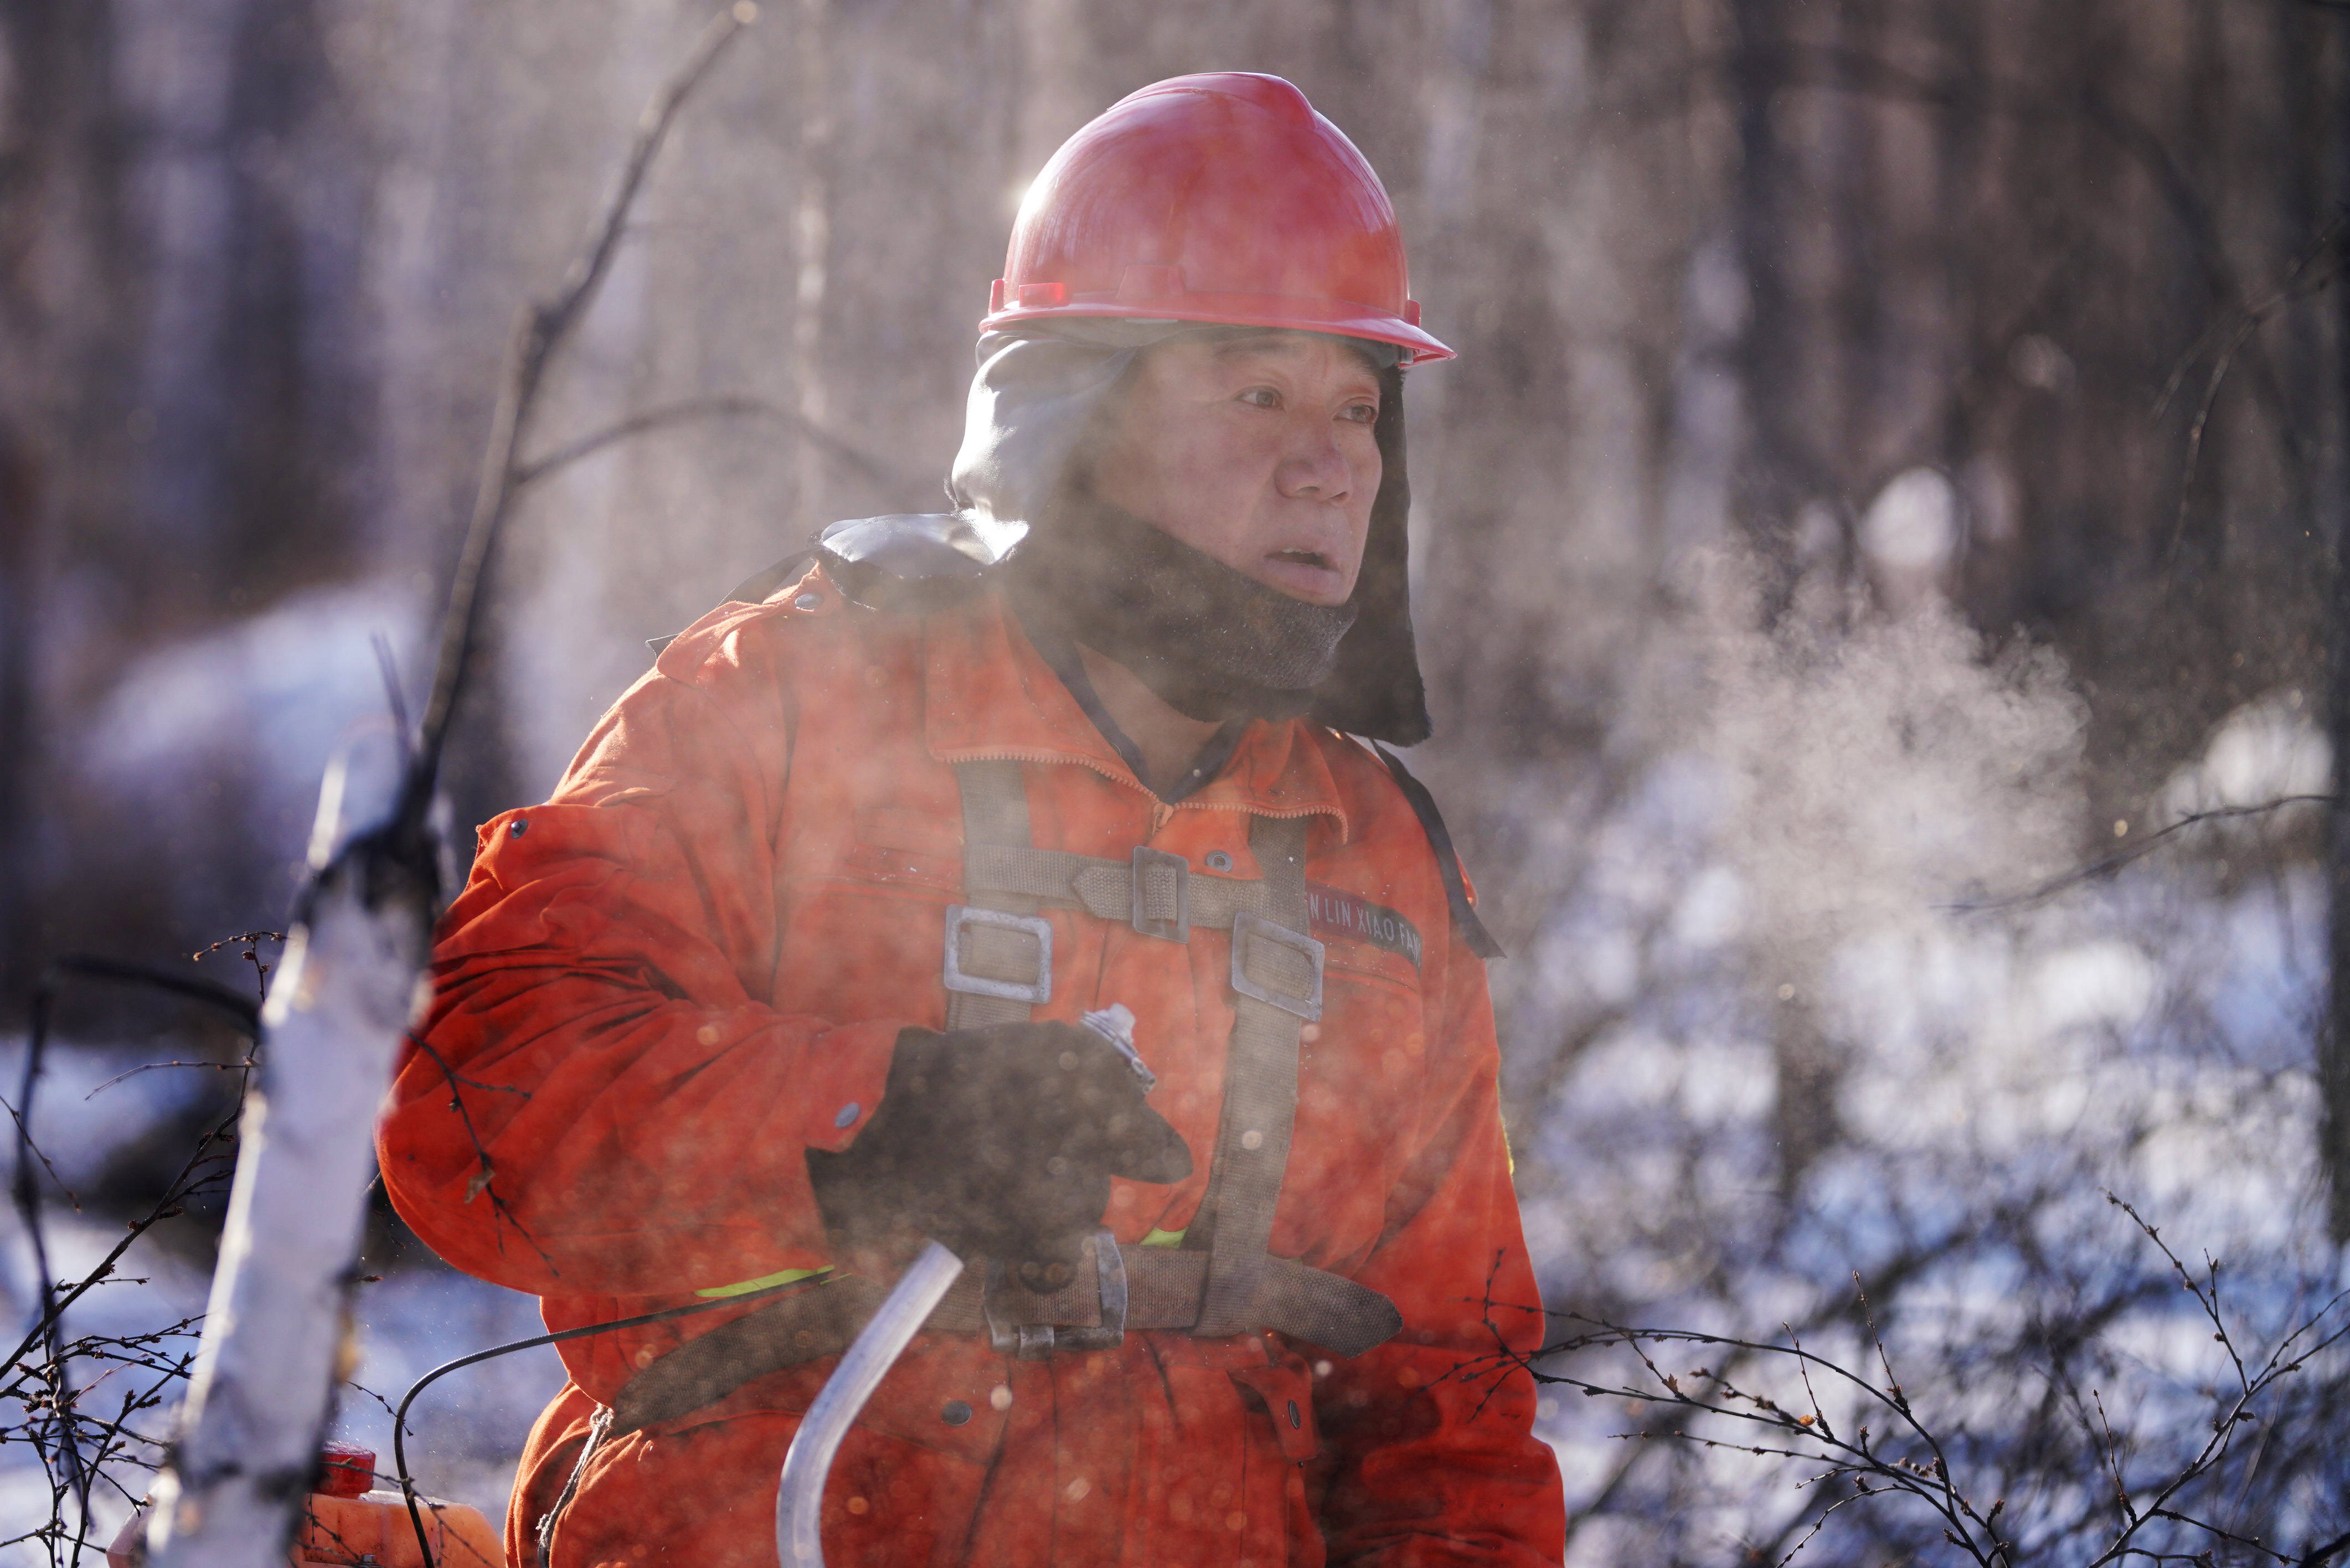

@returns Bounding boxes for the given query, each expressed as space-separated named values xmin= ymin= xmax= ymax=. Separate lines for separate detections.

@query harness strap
xmin=944 ymin=760 xmax=1042 ymax=1030
xmin=609 ymin=1244 xmax=1399 ymax=1437
xmin=1371 ymin=742 xmax=1505 ymax=959
xmin=961 ymin=843 xmax=1280 ymax=929
xmin=943 ymin=768 xmax=1379 ymax=1347
xmin=923 ymin=1234 xmax=1394 ymax=1352
xmin=608 ymin=785 xmax=1402 ymax=1437
xmin=1185 ymin=813 xmax=1315 ymax=1337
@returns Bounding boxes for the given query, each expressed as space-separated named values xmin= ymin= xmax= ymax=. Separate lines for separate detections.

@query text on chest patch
xmin=1305 ymin=883 xmax=1422 ymax=968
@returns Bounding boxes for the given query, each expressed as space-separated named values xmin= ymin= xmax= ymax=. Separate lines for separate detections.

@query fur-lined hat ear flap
xmin=1308 ymin=364 xmax=1431 ymax=744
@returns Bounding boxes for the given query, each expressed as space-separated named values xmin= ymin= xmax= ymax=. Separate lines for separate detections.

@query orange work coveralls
xmin=379 ymin=564 xmax=1566 ymax=1567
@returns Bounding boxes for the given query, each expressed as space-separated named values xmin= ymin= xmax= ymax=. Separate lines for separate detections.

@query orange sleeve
xmin=1309 ymin=924 xmax=1566 ymax=1565
xmin=376 ymin=622 xmax=903 ymax=1299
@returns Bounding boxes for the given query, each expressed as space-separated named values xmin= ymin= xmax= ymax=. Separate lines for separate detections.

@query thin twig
xmin=372 ymin=633 xmax=413 ymax=765
xmin=1501 ymin=1198 xmax=2347 ymax=1568
xmin=0 ymin=1100 xmax=244 ymax=1386
xmin=7 ymin=956 xmax=251 ymax=1562
xmin=405 ymin=0 xmax=760 ymax=811
xmin=512 ymin=394 xmax=899 ymax=489
xmin=11 ymin=982 xmax=90 ymax=1521
xmin=84 ymin=1058 xmax=260 ymax=1097
xmin=189 ymin=931 xmax=287 ymax=964
xmin=2153 ymin=215 xmax=2347 ymax=422
xmin=43 ymin=955 xmax=264 ymax=1030
xmin=514 ymin=395 xmax=781 ymax=488
xmin=2303 ymin=1528 xmax=2350 ymax=1568
xmin=2158 ymin=214 xmax=2348 ymax=570
xmin=1943 ymin=796 xmax=2333 ymax=912
xmin=400 ymin=1030 xmax=558 ymax=1281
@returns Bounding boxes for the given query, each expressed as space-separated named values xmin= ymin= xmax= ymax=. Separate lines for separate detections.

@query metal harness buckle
xmin=941 ymin=904 xmax=1053 ymax=1005
xmin=983 ymin=1231 xmax=1128 ymax=1359
xmin=1129 ymin=846 xmax=1189 ymax=941
xmin=1229 ymin=911 xmax=1325 ymax=1021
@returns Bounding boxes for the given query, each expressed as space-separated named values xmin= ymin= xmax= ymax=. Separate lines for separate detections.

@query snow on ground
xmin=0 ymin=1212 xmax=556 ymax=1555
xmin=1498 ymin=635 xmax=2345 ymax=1563
xmin=0 ymin=1039 xmax=561 ymax=1555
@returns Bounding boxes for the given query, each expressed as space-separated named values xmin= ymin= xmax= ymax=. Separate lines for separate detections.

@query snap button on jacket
xmin=378 ymin=569 xmax=1566 ymax=1567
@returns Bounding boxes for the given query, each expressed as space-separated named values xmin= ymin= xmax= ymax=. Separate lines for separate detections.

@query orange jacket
xmin=379 ymin=566 xmax=1564 ymax=1567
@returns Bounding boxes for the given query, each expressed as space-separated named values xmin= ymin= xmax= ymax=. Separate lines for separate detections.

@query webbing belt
xmin=943 ymin=760 xmax=1043 ymax=1031
xmin=610 ymin=760 xmax=1400 ymax=1436
xmin=1187 ymin=811 xmax=1316 ymax=1335
xmin=609 ymin=1240 xmax=1399 ymax=1436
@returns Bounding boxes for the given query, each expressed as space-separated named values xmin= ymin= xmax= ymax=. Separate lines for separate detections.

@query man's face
xmin=1088 ymin=331 xmax=1384 ymax=607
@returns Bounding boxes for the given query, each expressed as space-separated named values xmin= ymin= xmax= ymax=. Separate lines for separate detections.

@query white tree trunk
xmin=144 ymin=865 xmax=428 ymax=1568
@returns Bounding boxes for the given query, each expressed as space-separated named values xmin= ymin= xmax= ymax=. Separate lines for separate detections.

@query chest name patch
xmin=1305 ymin=883 xmax=1423 ymax=969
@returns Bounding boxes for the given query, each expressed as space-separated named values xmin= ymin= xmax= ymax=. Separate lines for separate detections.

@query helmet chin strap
xmin=1007 ymin=492 xmax=1359 ymax=725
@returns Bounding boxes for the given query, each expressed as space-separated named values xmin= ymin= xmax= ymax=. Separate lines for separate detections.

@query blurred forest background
xmin=3 ymin=1 xmax=2348 ymax=1564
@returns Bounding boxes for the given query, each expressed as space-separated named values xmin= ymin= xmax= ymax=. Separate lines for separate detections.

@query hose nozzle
xmin=1079 ymin=1003 xmax=1154 ymax=1092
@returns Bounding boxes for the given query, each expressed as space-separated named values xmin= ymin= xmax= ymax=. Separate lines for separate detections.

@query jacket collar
xmin=922 ymin=591 xmax=1352 ymax=841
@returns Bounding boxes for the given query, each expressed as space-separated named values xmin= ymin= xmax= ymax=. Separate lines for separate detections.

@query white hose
xmin=772 ymin=1004 xmax=1141 ymax=1566
xmin=772 ymin=1240 xmax=964 ymax=1565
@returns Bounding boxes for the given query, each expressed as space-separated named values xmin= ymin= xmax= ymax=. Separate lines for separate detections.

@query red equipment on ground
xmin=108 ymin=1441 xmax=501 ymax=1568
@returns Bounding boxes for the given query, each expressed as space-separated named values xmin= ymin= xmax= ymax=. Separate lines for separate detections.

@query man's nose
xmin=1274 ymin=419 xmax=1353 ymax=501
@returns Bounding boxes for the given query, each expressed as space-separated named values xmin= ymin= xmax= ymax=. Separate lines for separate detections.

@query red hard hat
xmin=983 ymin=73 xmax=1452 ymax=365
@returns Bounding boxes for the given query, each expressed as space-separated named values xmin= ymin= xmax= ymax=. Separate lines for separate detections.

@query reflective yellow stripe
xmin=694 ymin=1266 xmax=828 ymax=1299
xmin=1140 ymin=1227 xmax=1186 ymax=1249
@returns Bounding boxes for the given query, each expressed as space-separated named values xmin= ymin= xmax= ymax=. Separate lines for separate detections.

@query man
xmin=381 ymin=71 xmax=1566 ymax=1566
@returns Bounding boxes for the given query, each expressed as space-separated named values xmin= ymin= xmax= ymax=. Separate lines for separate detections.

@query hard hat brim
xmin=980 ymin=295 xmax=1454 ymax=366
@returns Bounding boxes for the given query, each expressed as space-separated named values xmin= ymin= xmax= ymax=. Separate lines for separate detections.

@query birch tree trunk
xmin=142 ymin=837 xmax=430 ymax=1567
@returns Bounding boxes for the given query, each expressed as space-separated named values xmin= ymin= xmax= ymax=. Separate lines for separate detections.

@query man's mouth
xmin=1268 ymin=548 xmax=1335 ymax=572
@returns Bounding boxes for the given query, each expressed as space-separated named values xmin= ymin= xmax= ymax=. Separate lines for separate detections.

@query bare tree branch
xmin=1521 ymin=1276 xmax=2336 ymax=1567
xmin=512 ymin=394 xmax=901 ymax=491
xmin=406 ymin=1 xmax=760 ymax=808
xmin=2159 ymin=213 xmax=2349 ymax=570
xmin=1944 ymin=796 xmax=2333 ymax=912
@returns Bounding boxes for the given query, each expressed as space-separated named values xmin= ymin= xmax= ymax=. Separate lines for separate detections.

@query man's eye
xmin=1238 ymin=387 xmax=1282 ymax=409
xmin=1342 ymin=403 xmax=1379 ymax=424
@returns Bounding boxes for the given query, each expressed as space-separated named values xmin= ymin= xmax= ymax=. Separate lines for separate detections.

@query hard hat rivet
xmin=1204 ymin=850 xmax=1233 ymax=871
xmin=1287 ymin=1400 xmax=1301 ymax=1428
xmin=794 ymin=592 xmax=822 ymax=611
xmin=834 ymin=1102 xmax=860 ymax=1128
xmin=941 ymin=1399 xmax=973 ymax=1426
xmin=509 ymin=818 xmax=528 ymax=836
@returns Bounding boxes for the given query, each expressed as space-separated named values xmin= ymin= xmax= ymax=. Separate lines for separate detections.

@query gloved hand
xmin=806 ymin=1022 xmax=1192 ymax=1289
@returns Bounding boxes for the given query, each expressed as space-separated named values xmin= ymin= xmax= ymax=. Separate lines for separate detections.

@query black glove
xmin=806 ymin=1022 xmax=1192 ymax=1289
